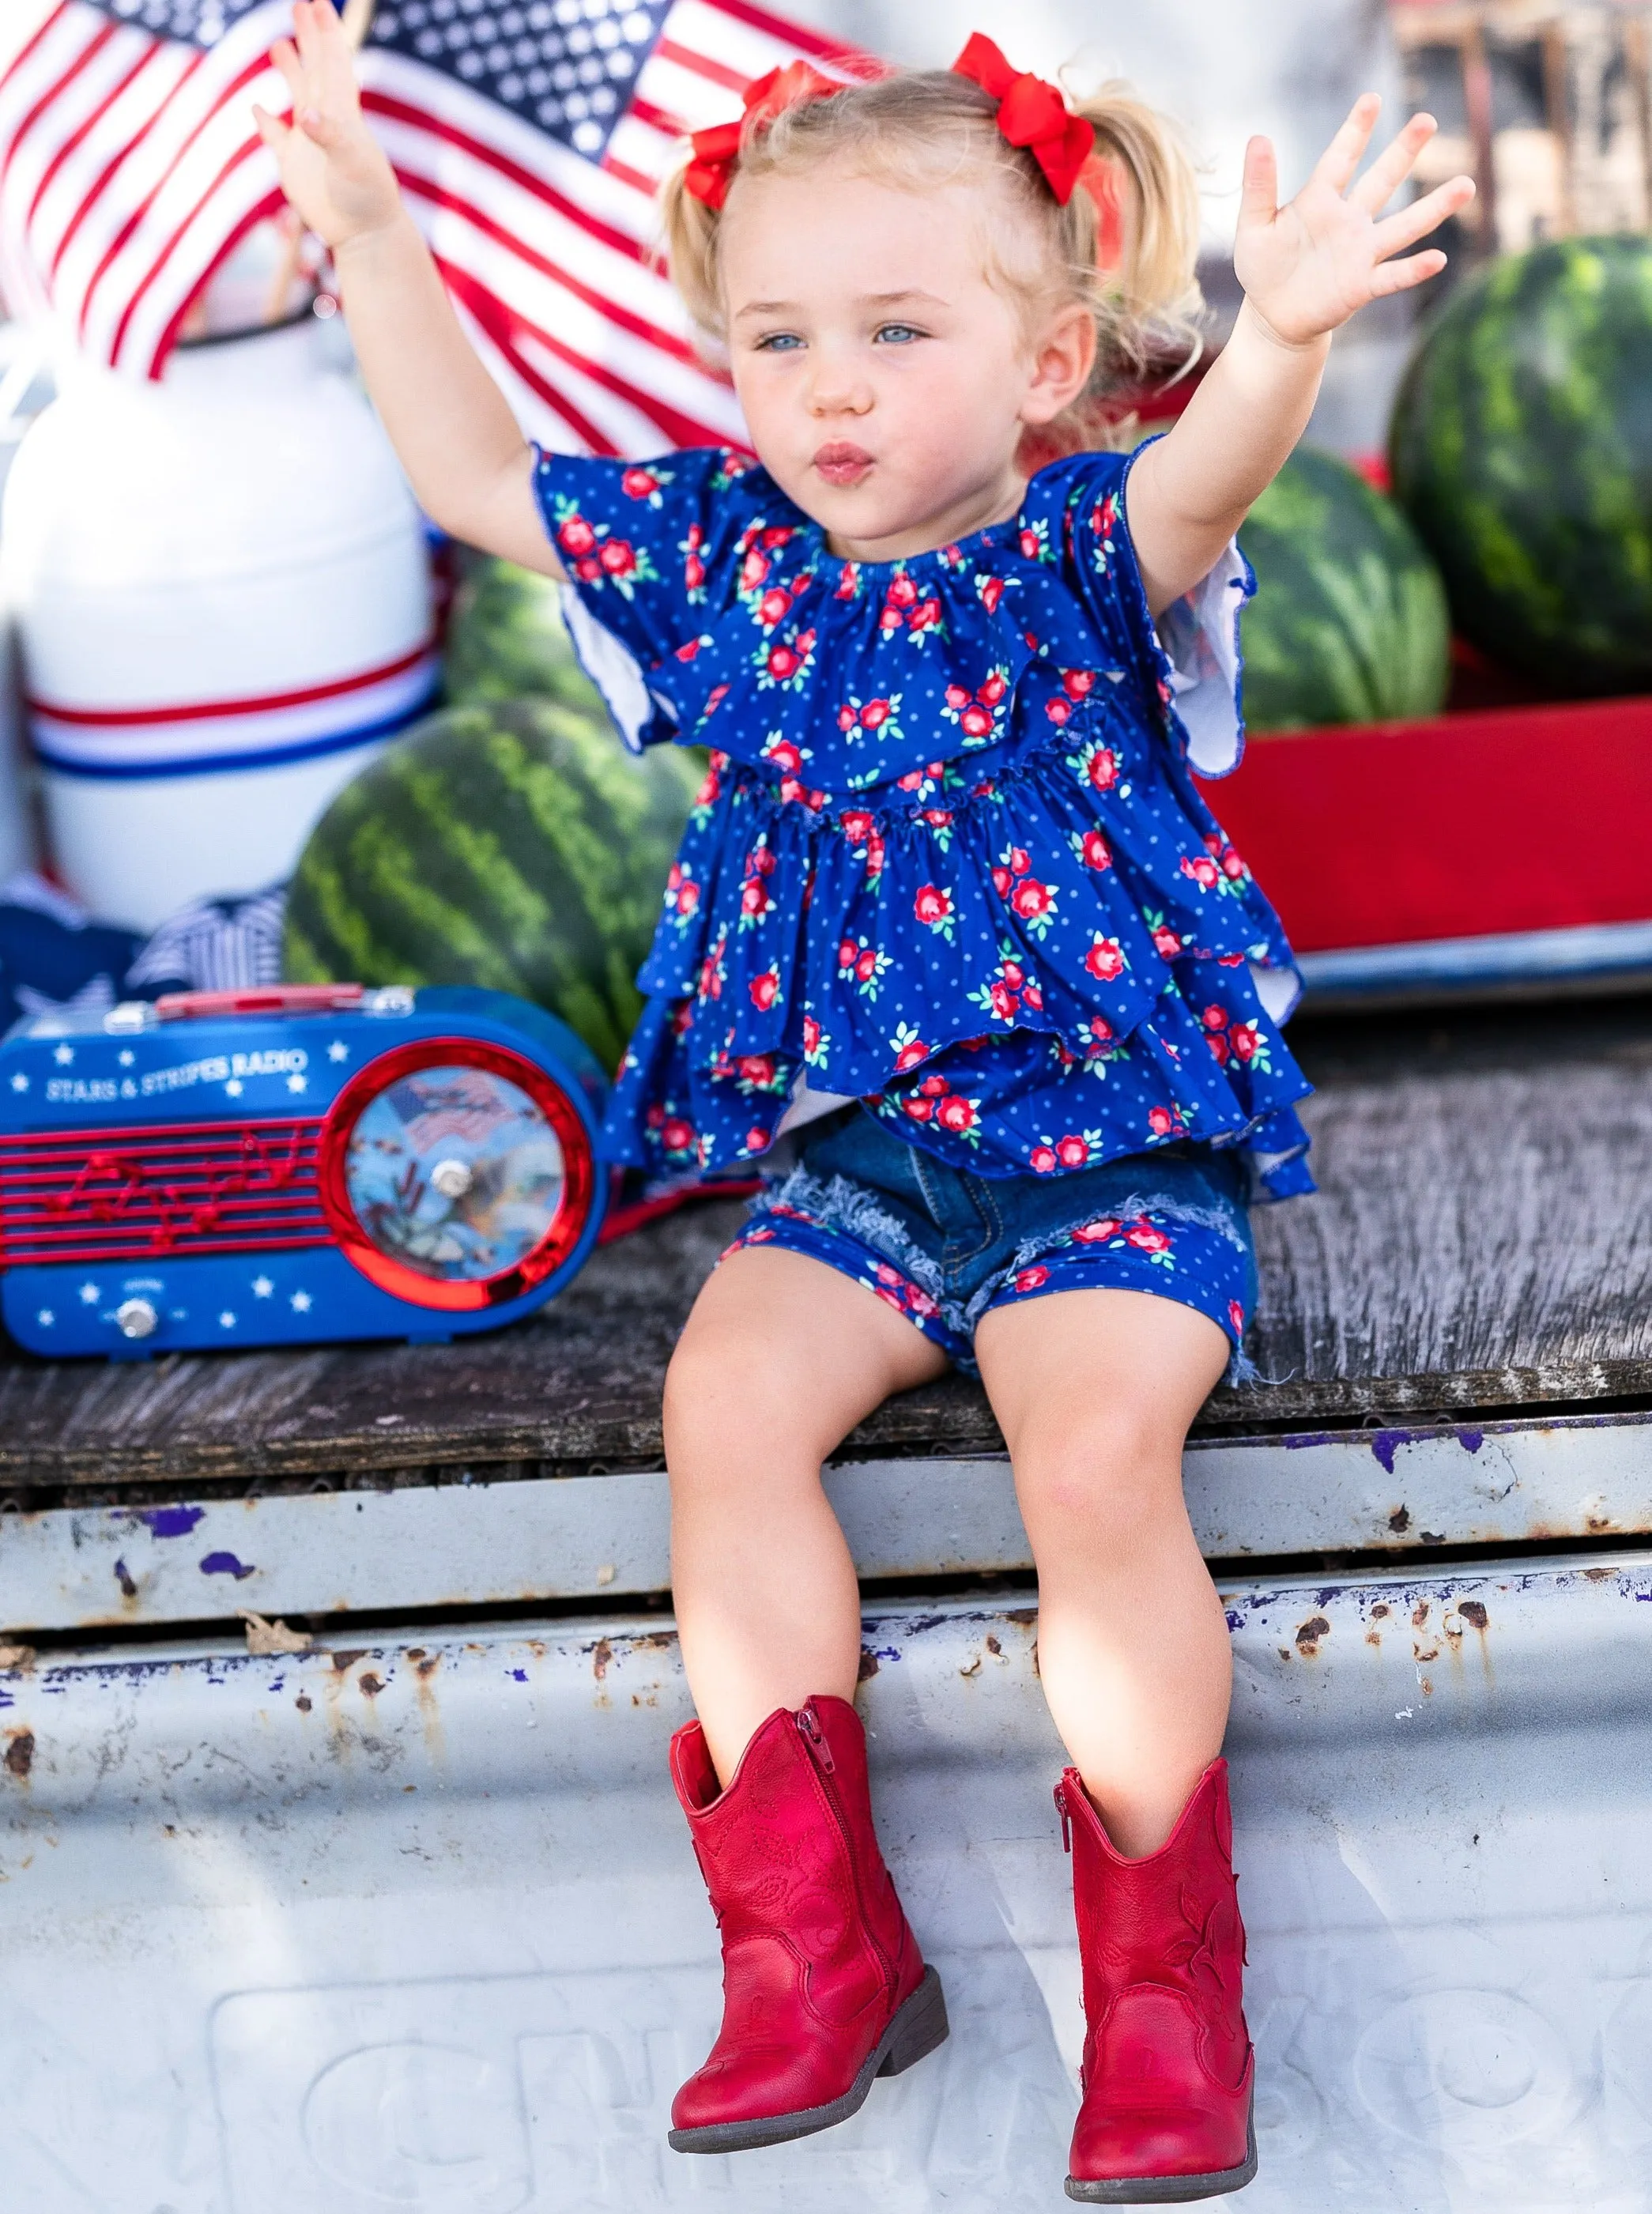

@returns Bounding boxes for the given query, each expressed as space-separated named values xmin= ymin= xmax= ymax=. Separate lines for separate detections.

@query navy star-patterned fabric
xmin=534 ymin=441 xmax=1316 ymax=1197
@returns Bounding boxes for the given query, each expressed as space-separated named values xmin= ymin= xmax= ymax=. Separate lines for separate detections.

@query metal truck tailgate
xmin=5 ymin=1554 xmax=1651 ymax=2212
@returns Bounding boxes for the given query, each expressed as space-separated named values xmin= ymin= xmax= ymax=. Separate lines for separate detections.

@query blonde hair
xmin=658 ymin=67 xmax=1205 ymax=455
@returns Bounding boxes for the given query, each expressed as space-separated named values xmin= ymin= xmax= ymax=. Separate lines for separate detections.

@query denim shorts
xmin=721 ymin=1107 xmax=1258 ymax=1380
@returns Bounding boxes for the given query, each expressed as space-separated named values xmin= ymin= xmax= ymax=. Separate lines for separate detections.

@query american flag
xmin=0 ymin=0 xmax=875 ymax=451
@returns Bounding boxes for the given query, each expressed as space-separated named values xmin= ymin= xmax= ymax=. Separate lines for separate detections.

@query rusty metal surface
xmin=4 ymin=1559 xmax=1652 ymax=2208
xmin=4 ymin=1409 xmax=1652 ymax=1633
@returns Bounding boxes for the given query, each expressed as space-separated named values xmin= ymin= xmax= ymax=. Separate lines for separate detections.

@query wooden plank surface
xmin=0 ymin=1001 xmax=1647 ymax=1489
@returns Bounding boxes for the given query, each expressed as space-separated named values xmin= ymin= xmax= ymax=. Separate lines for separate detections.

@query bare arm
xmin=1129 ymin=97 xmax=1475 ymax=617
xmin=254 ymin=0 xmax=561 ymax=575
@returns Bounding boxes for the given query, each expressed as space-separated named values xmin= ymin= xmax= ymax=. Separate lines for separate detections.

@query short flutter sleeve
xmin=532 ymin=445 xmax=786 ymax=752
xmin=1050 ymin=445 xmax=1255 ymax=781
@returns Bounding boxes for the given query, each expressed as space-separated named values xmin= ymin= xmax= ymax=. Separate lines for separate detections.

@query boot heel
xmin=878 ymin=1965 xmax=949 ymax=2076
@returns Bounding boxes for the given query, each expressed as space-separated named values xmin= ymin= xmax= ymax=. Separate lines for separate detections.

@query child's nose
xmin=805 ymin=361 xmax=873 ymax=417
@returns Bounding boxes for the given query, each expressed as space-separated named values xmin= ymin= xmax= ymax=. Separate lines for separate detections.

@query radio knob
xmin=430 ymin=1158 xmax=473 ymax=1199
xmin=115 ymin=1297 xmax=159 ymax=1341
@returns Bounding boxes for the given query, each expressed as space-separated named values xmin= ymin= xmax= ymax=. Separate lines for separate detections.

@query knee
xmin=1013 ymin=1404 xmax=1187 ymax=1547
xmin=662 ymin=1331 xmax=817 ymax=1486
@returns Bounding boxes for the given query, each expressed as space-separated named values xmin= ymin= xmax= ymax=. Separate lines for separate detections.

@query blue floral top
xmin=534 ymin=443 xmax=1314 ymax=1198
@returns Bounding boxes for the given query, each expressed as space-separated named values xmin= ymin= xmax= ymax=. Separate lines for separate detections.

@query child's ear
xmin=1020 ymin=301 xmax=1096 ymax=428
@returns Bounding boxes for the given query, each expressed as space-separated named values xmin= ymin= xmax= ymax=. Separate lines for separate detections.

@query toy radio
xmin=0 ymin=984 xmax=609 ymax=1359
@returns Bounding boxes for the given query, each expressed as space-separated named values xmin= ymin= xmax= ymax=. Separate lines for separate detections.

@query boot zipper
xmin=1054 ymin=1778 xmax=1072 ymax=1854
xmin=796 ymin=1704 xmax=897 ymax=1993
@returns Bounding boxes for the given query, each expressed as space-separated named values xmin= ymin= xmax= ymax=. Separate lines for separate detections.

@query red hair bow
xmin=952 ymin=32 xmax=1096 ymax=206
xmin=684 ymin=60 xmax=843 ymax=210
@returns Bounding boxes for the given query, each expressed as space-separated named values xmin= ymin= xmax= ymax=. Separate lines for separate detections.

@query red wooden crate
xmin=1197 ymin=696 xmax=1652 ymax=1001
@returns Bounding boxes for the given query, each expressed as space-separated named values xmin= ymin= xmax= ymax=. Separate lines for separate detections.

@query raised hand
xmin=1235 ymin=96 xmax=1476 ymax=348
xmin=252 ymin=0 xmax=401 ymax=251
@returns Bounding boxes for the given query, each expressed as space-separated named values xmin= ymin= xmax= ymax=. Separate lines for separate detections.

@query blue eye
xmin=875 ymin=324 xmax=922 ymax=345
xmin=755 ymin=332 xmax=804 ymax=353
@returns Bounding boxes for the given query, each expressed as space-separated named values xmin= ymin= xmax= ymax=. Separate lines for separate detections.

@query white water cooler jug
xmin=0 ymin=316 xmax=436 ymax=931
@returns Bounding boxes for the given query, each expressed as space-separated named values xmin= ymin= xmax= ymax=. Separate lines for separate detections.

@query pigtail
xmin=658 ymin=159 xmax=725 ymax=341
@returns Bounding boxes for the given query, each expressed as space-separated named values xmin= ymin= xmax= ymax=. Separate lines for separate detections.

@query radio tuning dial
xmin=430 ymin=1157 xmax=474 ymax=1199
xmin=115 ymin=1298 xmax=159 ymax=1341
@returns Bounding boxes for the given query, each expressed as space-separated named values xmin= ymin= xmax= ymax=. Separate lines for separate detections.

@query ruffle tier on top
xmin=535 ymin=443 xmax=1315 ymax=1197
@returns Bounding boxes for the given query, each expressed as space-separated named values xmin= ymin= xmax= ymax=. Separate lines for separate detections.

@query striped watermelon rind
xmin=1390 ymin=235 xmax=1652 ymax=693
xmin=444 ymin=554 xmax=610 ymax=715
xmin=1237 ymin=447 xmax=1451 ymax=733
xmin=283 ymin=700 xmax=700 ymax=1075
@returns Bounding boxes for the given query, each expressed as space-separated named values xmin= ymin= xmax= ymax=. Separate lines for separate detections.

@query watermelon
xmin=1237 ymin=447 xmax=1450 ymax=732
xmin=1390 ymin=236 xmax=1652 ymax=694
xmin=283 ymin=700 xmax=700 ymax=1073
xmin=444 ymin=553 xmax=609 ymax=715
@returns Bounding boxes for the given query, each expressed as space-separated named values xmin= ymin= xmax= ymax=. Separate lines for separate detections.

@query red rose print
xmin=1080 ymin=831 xmax=1111 ymax=870
xmin=768 ymin=646 xmax=799 ymax=680
xmin=902 ymin=1094 xmax=935 ymax=1122
xmin=836 ymin=562 xmax=858 ymax=598
xmin=1147 ymin=1106 xmax=1176 ymax=1136
xmin=1019 ymin=527 xmax=1041 ymax=558
xmin=879 ymin=604 xmax=903 ymax=633
xmin=914 ymin=884 xmax=952 ymax=926
xmin=918 ymin=1073 xmax=949 ymax=1097
xmin=685 ymin=553 xmax=706 ymax=590
xmin=895 ymin=1037 xmax=927 ymax=1072
xmin=761 ymin=527 xmax=792 ymax=550
xmin=757 ymin=586 xmax=792 ymax=625
xmin=980 ymin=575 xmax=1005 ymax=612
xmin=794 ymin=627 xmax=817 ymax=660
xmin=747 ymin=845 xmax=777 ymax=876
xmin=1073 ymin=1217 xmax=1121 ymax=1243
xmin=676 ymin=879 xmax=700 ymax=915
xmin=1088 ymin=748 xmax=1119 ymax=792
xmin=1152 ymin=925 xmax=1182 ymax=959
xmin=741 ymin=880 xmax=771 ymax=918
xmin=990 ymin=980 xmax=1018 ymax=1020
xmin=1202 ymin=1004 xmax=1228 ymax=1030
xmin=704 ymin=683 xmax=730 ymax=715
xmin=694 ymin=762 xmax=722 ymax=807
xmin=1084 ymin=935 xmax=1125 ymax=981
xmin=699 ymin=955 xmax=722 ymax=999
xmin=1228 ymin=1299 xmax=1246 ymax=1333
xmin=1181 ymin=854 xmax=1220 ymax=888
xmin=888 ymin=572 xmax=918 ymax=608
xmin=838 ymin=704 xmax=857 ymax=731
xmin=945 ymin=684 xmax=971 ymax=710
xmin=937 ymin=1095 xmax=977 ymax=1132
xmin=764 ymin=740 xmax=802 ymax=775
xmin=1007 ymin=847 xmax=1030 ymax=874
xmin=1014 ymin=1265 xmax=1050 ymax=1292
xmin=1126 ymin=1222 xmax=1171 ymax=1252
xmin=1022 ymin=979 xmax=1044 ymax=1009
xmin=1088 ymin=1015 xmax=1112 ymax=1043
xmin=749 ymin=969 xmax=780 ymax=1010
xmin=1029 ymin=1145 xmax=1058 ymax=1174
xmin=661 ymin=1118 xmax=695 ymax=1154
xmin=1056 ymin=1135 xmax=1089 ymax=1168
xmin=746 ymin=1126 xmax=769 ymax=1151
xmin=558 ymin=515 xmax=596 ymax=556
xmin=922 ymin=808 xmax=952 ymax=829
xmin=1046 ymin=696 xmax=1072 ymax=725
xmin=1010 ymin=877 xmax=1053 ymax=920
xmin=598 ymin=537 xmax=637 ymax=577
xmin=1002 ymin=960 xmax=1024 ymax=987
xmin=838 ymin=937 xmax=858 ymax=968
xmin=898 ymin=769 xmax=926 ymax=792
xmin=1207 ymin=1033 xmax=1231 ymax=1066
xmin=864 ymin=833 xmax=885 ymax=876
xmin=910 ymin=598 xmax=942 ymax=632
xmin=741 ymin=549 xmax=770 ymax=589
xmin=855 ymin=949 xmax=879 ymax=982
xmin=575 ymin=556 xmax=601 ymax=583
xmin=1222 ymin=851 xmax=1247 ymax=880
xmin=978 ymin=672 xmax=1008 ymax=706
xmin=802 ymin=1014 xmax=821 ymax=1052
xmin=1231 ymin=1021 xmax=1260 ymax=1061
xmin=860 ymin=698 xmax=892 ymax=729
xmin=621 ymin=467 xmax=659 ymax=500
xmin=736 ymin=1054 xmax=775 ymax=1086
xmin=840 ymin=810 xmax=875 ymax=843
xmin=1063 ymin=668 xmax=1096 ymax=699
xmin=991 ymin=867 xmax=1013 ymax=897
xmin=960 ymin=704 xmax=994 ymax=737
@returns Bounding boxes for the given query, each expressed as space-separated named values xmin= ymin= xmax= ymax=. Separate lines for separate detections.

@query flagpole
xmin=262 ymin=0 xmax=377 ymax=325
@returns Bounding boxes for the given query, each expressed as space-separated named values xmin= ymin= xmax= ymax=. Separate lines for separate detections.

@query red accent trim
xmin=598 ymin=1175 xmax=762 ymax=1244
xmin=28 ymin=637 xmax=436 ymax=727
xmin=1198 ymin=694 xmax=1652 ymax=952
xmin=362 ymin=86 xmax=651 ymax=270
xmin=156 ymin=985 xmax=365 ymax=1021
xmin=317 ymin=1038 xmax=598 ymax=1311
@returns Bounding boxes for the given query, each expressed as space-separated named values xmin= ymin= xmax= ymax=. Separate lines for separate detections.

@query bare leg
xmin=975 ymin=1288 xmax=1231 ymax=1858
xmin=665 ymin=1245 xmax=947 ymax=1785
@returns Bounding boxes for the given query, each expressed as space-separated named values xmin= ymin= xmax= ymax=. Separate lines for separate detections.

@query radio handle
xmin=154 ymin=984 xmax=366 ymax=1021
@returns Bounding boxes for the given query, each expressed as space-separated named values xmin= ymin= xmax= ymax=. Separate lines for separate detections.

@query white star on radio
xmin=9 ymin=1072 xmax=27 ymax=1092
xmin=287 ymin=1073 xmax=307 ymax=1094
xmin=52 ymin=1043 xmax=73 ymax=1065
xmin=219 ymin=1311 xmax=236 ymax=1329
xmin=290 ymin=1290 xmax=313 ymax=1314
xmin=327 ymin=1041 xmax=349 ymax=1062
xmin=252 ymin=1277 xmax=273 ymax=1299
xmin=117 ymin=1050 xmax=134 ymax=1067
xmin=224 ymin=1079 xmax=243 ymax=1099
xmin=79 ymin=1282 xmax=100 ymax=1305
xmin=36 ymin=1309 xmax=54 ymax=1327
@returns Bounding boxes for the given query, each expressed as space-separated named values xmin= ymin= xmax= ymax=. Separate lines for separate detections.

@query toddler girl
xmin=258 ymin=14 xmax=1470 ymax=2197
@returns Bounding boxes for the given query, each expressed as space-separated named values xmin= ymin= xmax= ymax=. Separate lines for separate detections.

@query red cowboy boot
xmin=1057 ymin=1758 xmax=1256 ymax=2203
xmin=669 ymin=1695 xmax=949 ymax=2153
